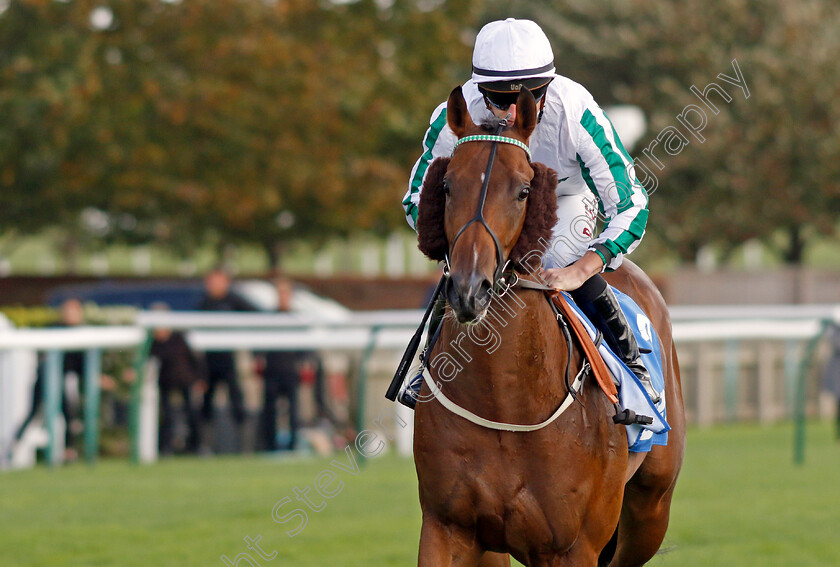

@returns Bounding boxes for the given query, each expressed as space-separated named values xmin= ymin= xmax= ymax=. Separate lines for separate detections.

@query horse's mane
xmin=416 ymin=157 xmax=558 ymax=271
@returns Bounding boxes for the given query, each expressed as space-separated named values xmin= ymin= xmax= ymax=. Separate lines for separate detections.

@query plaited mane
xmin=416 ymin=157 xmax=558 ymax=271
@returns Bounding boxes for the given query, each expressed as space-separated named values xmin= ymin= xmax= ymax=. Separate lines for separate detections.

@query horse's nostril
xmin=445 ymin=277 xmax=462 ymax=311
xmin=473 ymin=278 xmax=492 ymax=308
xmin=446 ymin=271 xmax=493 ymax=323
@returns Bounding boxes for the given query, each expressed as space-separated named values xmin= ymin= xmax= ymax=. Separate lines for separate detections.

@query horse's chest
xmin=416 ymin=432 xmax=597 ymax=550
xmin=415 ymin=393 xmax=629 ymax=552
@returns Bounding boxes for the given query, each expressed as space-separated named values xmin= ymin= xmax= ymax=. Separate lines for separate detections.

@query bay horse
xmin=411 ymin=86 xmax=686 ymax=567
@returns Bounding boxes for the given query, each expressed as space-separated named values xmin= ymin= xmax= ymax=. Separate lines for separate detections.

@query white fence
xmin=0 ymin=327 xmax=146 ymax=468
xmin=1 ymin=304 xmax=838 ymax=469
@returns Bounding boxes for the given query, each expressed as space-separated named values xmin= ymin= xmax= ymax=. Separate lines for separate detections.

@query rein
xmin=387 ymin=128 xmax=535 ymax=404
xmin=417 ymin=274 xmax=590 ymax=433
xmin=422 ymin=129 xmax=590 ymax=431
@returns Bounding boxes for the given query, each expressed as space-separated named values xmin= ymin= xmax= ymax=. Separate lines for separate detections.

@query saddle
xmin=548 ymin=293 xmax=652 ymax=426
xmin=512 ymin=275 xmax=661 ymax=427
xmin=387 ymin=274 xmax=668 ymax=446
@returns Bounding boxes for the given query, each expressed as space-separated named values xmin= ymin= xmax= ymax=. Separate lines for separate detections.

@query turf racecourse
xmin=1 ymin=422 xmax=838 ymax=567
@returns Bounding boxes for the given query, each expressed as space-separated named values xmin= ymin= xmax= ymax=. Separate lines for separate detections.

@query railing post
xmin=757 ymin=343 xmax=776 ymax=423
xmin=0 ymin=349 xmax=14 ymax=470
xmin=793 ymin=321 xmax=827 ymax=465
xmin=696 ymin=343 xmax=714 ymax=427
xmin=724 ymin=340 xmax=740 ymax=421
xmin=355 ymin=325 xmax=382 ymax=456
xmin=129 ymin=331 xmax=154 ymax=465
xmin=43 ymin=350 xmax=62 ymax=467
xmin=784 ymin=339 xmax=799 ymax=417
xmin=83 ymin=348 xmax=102 ymax=464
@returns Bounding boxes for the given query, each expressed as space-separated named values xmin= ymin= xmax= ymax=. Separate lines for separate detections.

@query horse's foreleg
xmin=418 ymin=513 xmax=484 ymax=567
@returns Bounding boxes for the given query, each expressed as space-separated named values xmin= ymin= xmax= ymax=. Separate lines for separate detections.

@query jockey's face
xmin=489 ymin=103 xmax=517 ymax=123
xmin=481 ymin=81 xmax=549 ymax=123
xmin=483 ymin=91 xmax=547 ymax=123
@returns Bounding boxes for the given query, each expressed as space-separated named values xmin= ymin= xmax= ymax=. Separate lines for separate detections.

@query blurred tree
xmin=0 ymin=0 xmax=480 ymax=268
xmin=11 ymin=0 xmax=835 ymax=270
xmin=486 ymin=0 xmax=840 ymax=265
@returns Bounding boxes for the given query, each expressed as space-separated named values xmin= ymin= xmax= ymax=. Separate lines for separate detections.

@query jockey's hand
xmin=541 ymin=251 xmax=606 ymax=291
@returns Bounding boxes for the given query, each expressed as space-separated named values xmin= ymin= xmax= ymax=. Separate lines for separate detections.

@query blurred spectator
xmin=149 ymin=303 xmax=205 ymax=455
xmin=822 ymin=323 xmax=840 ymax=440
xmin=196 ymin=267 xmax=257 ymax=430
xmin=15 ymin=298 xmax=89 ymax=461
xmin=256 ymin=277 xmax=308 ymax=452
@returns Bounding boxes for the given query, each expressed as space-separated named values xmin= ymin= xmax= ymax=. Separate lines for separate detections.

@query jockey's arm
xmin=543 ymin=101 xmax=649 ymax=291
xmin=541 ymin=250 xmax=606 ymax=291
xmin=402 ymin=102 xmax=457 ymax=231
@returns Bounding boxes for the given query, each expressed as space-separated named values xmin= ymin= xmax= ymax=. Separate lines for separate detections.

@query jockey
xmin=398 ymin=18 xmax=660 ymax=408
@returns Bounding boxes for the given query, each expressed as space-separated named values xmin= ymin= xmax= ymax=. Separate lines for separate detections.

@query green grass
xmin=1 ymin=422 xmax=839 ymax=566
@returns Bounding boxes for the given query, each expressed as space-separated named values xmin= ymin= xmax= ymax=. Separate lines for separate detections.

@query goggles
xmin=479 ymin=80 xmax=552 ymax=111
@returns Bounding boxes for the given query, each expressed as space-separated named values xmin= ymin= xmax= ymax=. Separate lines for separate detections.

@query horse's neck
xmin=436 ymin=289 xmax=574 ymax=420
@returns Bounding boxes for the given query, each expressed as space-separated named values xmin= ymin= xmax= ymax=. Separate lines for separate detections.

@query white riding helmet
xmin=472 ymin=18 xmax=556 ymax=104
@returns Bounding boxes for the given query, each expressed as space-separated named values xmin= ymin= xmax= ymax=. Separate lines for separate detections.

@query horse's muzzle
xmin=446 ymin=271 xmax=492 ymax=324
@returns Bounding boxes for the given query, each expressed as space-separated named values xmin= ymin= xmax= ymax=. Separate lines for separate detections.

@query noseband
xmin=447 ymin=125 xmax=532 ymax=287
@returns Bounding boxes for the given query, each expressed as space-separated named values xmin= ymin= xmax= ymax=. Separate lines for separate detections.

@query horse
xmin=411 ymin=86 xmax=686 ymax=567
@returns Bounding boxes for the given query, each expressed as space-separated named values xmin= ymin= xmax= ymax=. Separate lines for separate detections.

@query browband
xmin=452 ymin=135 xmax=532 ymax=162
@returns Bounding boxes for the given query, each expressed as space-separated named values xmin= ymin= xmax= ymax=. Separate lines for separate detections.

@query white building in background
xmin=604 ymin=105 xmax=647 ymax=153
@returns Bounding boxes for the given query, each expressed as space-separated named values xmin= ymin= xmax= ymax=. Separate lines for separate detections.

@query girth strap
xmin=550 ymin=293 xmax=619 ymax=404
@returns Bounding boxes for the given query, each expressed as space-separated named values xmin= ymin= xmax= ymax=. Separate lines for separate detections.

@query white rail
xmin=669 ymin=304 xmax=840 ymax=322
xmin=2 ymin=304 xmax=837 ymax=470
xmin=2 ymin=304 xmax=837 ymax=353
xmin=0 ymin=326 xmax=145 ymax=351
xmin=671 ymin=319 xmax=824 ymax=342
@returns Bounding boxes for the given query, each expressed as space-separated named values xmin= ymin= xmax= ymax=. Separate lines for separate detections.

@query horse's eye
xmin=518 ymin=186 xmax=530 ymax=201
xmin=443 ymin=180 xmax=451 ymax=196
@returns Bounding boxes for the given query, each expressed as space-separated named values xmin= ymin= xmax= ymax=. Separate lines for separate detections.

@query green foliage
xmin=3 ymin=0 xmax=837 ymax=267
xmin=0 ymin=305 xmax=60 ymax=328
xmin=0 ymin=0 xmax=480 ymax=262
xmin=0 ymin=303 xmax=135 ymax=327
xmin=489 ymin=0 xmax=840 ymax=264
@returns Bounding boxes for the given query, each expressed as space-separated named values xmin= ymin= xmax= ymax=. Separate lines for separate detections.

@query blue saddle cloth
xmin=563 ymin=287 xmax=670 ymax=453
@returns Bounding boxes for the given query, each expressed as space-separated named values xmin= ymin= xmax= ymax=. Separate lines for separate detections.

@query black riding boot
xmin=397 ymin=298 xmax=446 ymax=410
xmin=572 ymin=275 xmax=661 ymax=404
xmin=396 ymin=370 xmax=425 ymax=410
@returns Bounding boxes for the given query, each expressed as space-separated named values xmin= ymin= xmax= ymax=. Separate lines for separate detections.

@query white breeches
xmin=542 ymin=192 xmax=600 ymax=269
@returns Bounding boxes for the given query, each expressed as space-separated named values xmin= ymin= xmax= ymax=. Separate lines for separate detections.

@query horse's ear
xmin=514 ymin=88 xmax=537 ymax=142
xmin=416 ymin=157 xmax=451 ymax=261
xmin=447 ymin=86 xmax=474 ymax=138
xmin=509 ymin=162 xmax=558 ymax=270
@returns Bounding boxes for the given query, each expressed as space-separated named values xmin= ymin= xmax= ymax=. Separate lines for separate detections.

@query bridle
xmin=386 ymin=125 xmax=591 ymax=426
xmin=446 ymin=123 xmax=532 ymax=290
xmin=439 ymin=130 xmax=586 ymax=415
